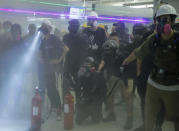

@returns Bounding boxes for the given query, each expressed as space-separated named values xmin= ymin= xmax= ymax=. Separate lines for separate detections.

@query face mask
xmin=87 ymin=20 xmax=98 ymax=28
xmin=41 ymin=26 xmax=49 ymax=35
xmin=68 ymin=25 xmax=79 ymax=33
xmin=93 ymin=21 xmax=98 ymax=27
xmin=157 ymin=17 xmax=172 ymax=35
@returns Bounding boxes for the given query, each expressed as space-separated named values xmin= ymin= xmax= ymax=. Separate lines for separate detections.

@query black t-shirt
xmin=83 ymin=27 xmax=107 ymax=62
xmin=102 ymin=48 xmax=121 ymax=77
xmin=102 ymin=44 xmax=137 ymax=78
xmin=63 ymin=32 xmax=88 ymax=74
xmin=40 ymin=34 xmax=64 ymax=61
xmin=39 ymin=34 xmax=64 ymax=72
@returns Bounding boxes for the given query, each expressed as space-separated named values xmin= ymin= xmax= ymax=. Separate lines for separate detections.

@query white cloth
xmin=148 ymin=76 xmax=179 ymax=91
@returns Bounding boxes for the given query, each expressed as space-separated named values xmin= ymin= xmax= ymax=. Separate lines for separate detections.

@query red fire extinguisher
xmin=64 ymin=91 xmax=74 ymax=130
xmin=30 ymin=87 xmax=42 ymax=131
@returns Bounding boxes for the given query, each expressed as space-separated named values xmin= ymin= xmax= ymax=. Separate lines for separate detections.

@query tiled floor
xmin=41 ymin=96 xmax=174 ymax=131
xmin=0 ymin=75 xmax=175 ymax=131
xmin=0 ymin=95 xmax=174 ymax=131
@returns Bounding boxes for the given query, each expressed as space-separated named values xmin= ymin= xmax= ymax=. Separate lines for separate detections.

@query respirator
xmin=157 ymin=17 xmax=172 ymax=35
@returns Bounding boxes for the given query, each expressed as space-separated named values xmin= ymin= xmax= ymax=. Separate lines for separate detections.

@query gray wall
xmin=0 ymin=0 xmax=68 ymax=13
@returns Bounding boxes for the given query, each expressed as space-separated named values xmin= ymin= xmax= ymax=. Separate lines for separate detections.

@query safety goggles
xmin=157 ymin=15 xmax=171 ymax=23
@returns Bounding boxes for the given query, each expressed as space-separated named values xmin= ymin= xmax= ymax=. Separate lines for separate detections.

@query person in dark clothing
xmin=62 ymin=19 xmax=88 ymax=95
xmin=97 ymin=32 xmax=135 ymax=129
xmin=63 ymin=19 xmax=88 ymax=79
xmin=38 ymin=22 xmax=68 ymax=121
xmin=23 ymin=24 xmax=37 ymax=41
xmin=112 ymin=22 xmax=130 ymax=45
xmin=82 ymin=12 xmax=107 ymax=63
xmin=76 ymin=57 xmax=106 ymax=124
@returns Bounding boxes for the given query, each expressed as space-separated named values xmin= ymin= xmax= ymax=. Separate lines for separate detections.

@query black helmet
xmin=113 ymin=21 xmax=125 ymax=34
xmin=84 ymin=57 xmax=95 ymax=66
xmin=133 ymin=23 xmax=147 ymax=35
xmin=28 ymin=24 xmax=36 ymax=30
xmin=69 ymin=19 xmax=80 ymax=26
xmin=68 ymin=19 xmax=80 ymax=33
xmin=102 ymin=40 xmax=119 ymax=50
xmin=11 ymin=24 xmax=21 ymax=34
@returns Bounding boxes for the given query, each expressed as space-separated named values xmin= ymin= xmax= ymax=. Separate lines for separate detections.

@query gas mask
xmin=87 ymin=19 xmax=98 ymax=28
xmin=157 ymin=17 xmax=172 ymax=35
xmin=93 ymin=21 xmax=98 ymax=27
xmin=39 ymin=24 xmax=50 ymax=36
xmin=41 ymin=26 xmax=49 ymax=35
xmin=68 ymin=25 xmax=79 ymax=34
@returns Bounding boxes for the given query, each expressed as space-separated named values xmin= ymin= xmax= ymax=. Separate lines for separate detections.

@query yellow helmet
xmin=82 ymin=23 xmax=91 ymax=28
xmin=98 ymin=24 xmax=105 ymax=29
xmin=82 ymin=23 xmax=87 ymax=28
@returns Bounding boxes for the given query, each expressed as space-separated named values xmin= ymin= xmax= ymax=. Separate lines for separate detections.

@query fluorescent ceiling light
xmin=130 ymin=4 xmax=154 ymax=8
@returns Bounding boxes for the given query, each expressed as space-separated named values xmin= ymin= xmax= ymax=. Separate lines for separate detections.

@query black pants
xmin=38 ymin=70 xmax=61 ymax=109
xmin=76 ymin=100 xmax=103 ymax=124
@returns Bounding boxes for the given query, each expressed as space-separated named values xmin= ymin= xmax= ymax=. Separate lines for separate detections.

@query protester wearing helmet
xmin=76 ymin=56 xmax=106 ymax=124
xmin=83 ymin=11 xmax=107 ymax=63
xmin=62 ymin=19 xmax=88 ymax=93
xmin=23 ymin=24 xmax=37 ymax=39
xmin=97 ymin=32 xmax=134 ymax=129
xmin=38 ymin=22 xmax=68 ymax=121
xmin=112 ymin=22 xmax=130 ymax=45
xmin=122 ymin=4 xmax=179 ymax=131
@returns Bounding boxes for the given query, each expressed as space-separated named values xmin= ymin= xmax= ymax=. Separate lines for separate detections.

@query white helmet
xmin=156 ymin=4 xmax=177 ymax=18
xmin=88 ymin=11 xmax=98 ymax=19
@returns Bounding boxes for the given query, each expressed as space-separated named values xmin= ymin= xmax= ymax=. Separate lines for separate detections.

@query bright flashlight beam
xmin=3 ymin=32 xmax=41 ymax=117
xmin=23 ymin=32 xmax=41 ymax=66
xmin=0 ymin=118 xmax=30 ymax=131
xmin=7 ymin=31 xmax=40 ymax=88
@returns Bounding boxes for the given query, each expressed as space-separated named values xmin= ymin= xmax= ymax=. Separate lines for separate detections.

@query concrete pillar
xmin=153 ymin=0 xmax=161 ymax=15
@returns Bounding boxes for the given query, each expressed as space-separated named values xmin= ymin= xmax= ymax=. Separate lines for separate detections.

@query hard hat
xmin=82 ymin=23 xmax=87 ymax=28
xmin=69 ymin=19 xmax=80 ymax=26
xmin=88 ymin=11 xmax=98 ymax=19
xmin=98 ymin=24 xmax=105 ymax=29
xmin=43 ymin=19 xmax=52 ymax=26
xmin=156 ymin=4 xmax=177 ymax=18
